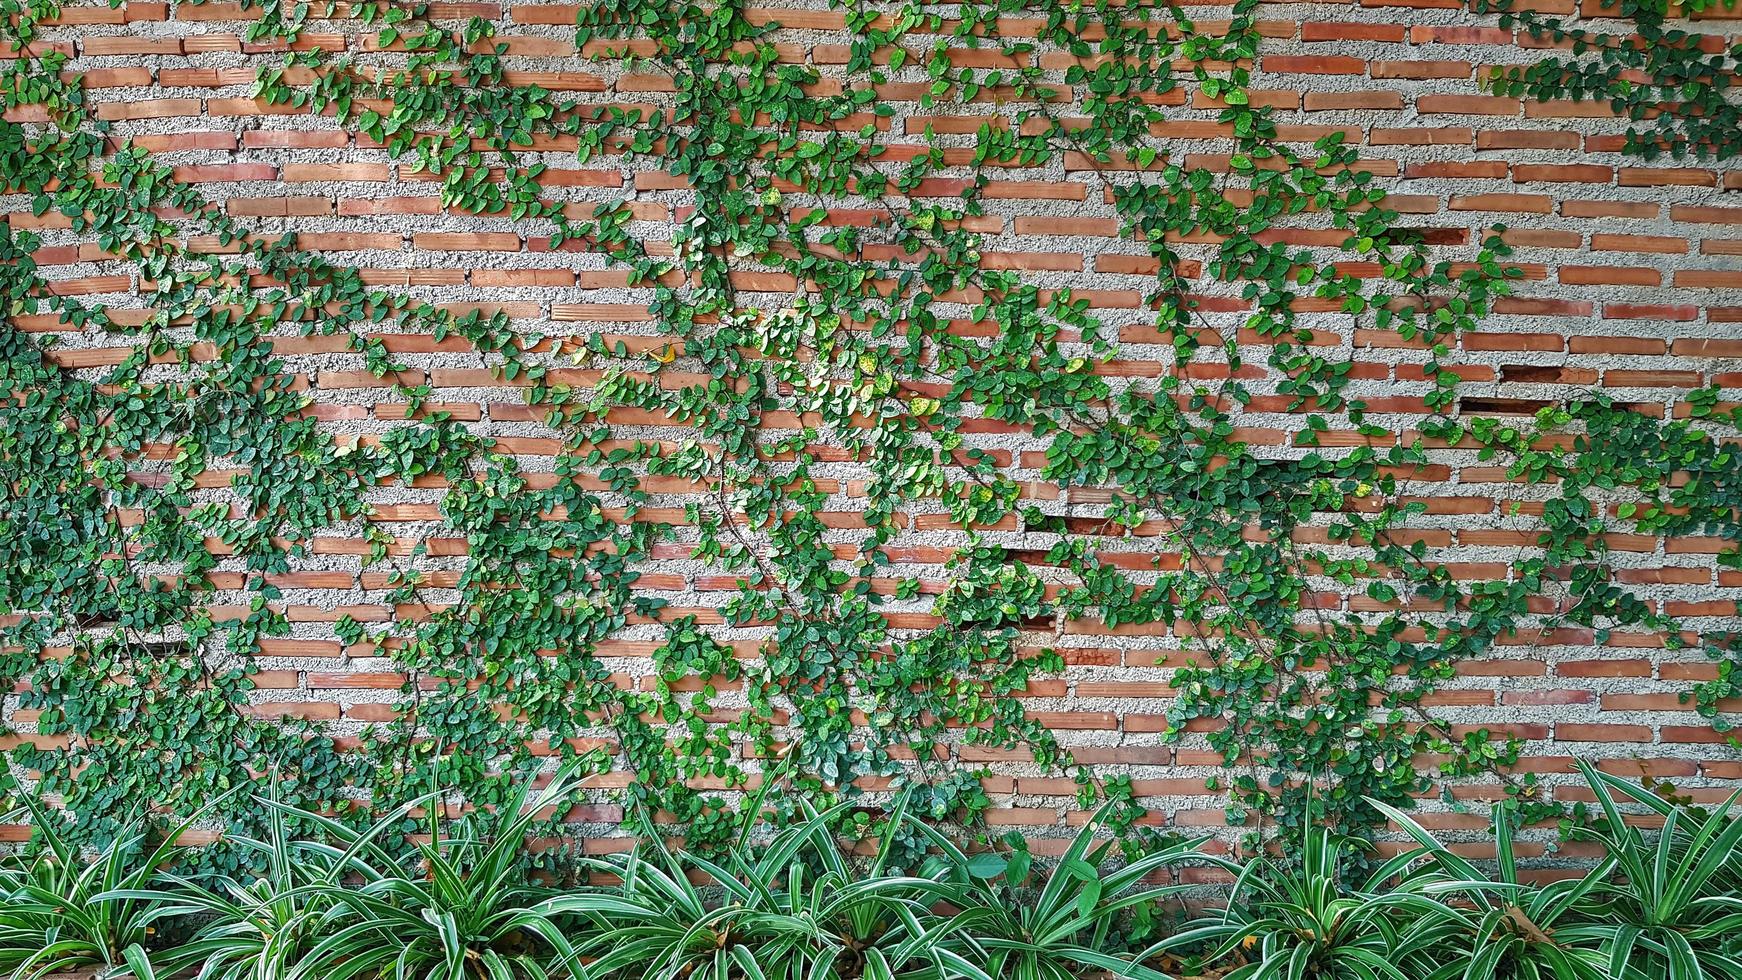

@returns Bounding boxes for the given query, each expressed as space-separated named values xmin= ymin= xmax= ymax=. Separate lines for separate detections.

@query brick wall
xmin=8 ymin=0 xmax=1742 ymax=854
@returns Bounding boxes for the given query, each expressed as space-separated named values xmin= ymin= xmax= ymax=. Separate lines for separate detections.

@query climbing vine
xmin=2 ymin=0 xmax=1739 ymax=866
xmin=1479 ymin=0 xmax=1741 ymax=161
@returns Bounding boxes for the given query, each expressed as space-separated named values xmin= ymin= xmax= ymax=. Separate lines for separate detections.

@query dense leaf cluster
xmin=0 ymin=0 xmax=1739 ymax=865
xmin=6 ymin=763 xmax=1742 ymax=980
xmin=1478 ymin=0 xmax=1741 ymax=161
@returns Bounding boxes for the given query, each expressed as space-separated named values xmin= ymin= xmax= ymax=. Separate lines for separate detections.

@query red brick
xmin=1590 ymin=234 xmax=1687 ymax=254
xmin=1619 ymin=168 xmax=1716 ymax=187
xmin=1512 ymin=164 xmax=1612 ymax=183
xmin=1372 ymin=126 xmax=1472 ymax=145
xmin=1302 ymin=21 xmax=1406 ymax=40
xmin=1372 ymin=60 xmax=1472 ymax=78
xmin=1555 ymin=724 xmax=1651 ymax=742
xmin=1558 ymin=660 xmax=1651 ymax=677
xmin=1419 ymin=95 xmax=1519 ymax=115
xmin=1603 ymin=305 xmax=1699 ymax=322
xmin=1674 ymin=339 xmax=1742 ymax=357
xmin=412 ymin=233 xmax=523 ymax=251
xmin=1264 ymin=55 xmax=1365 ymax=74
xmin=1478 ymin=130 xmax=1579 ymax=150
xmin=1450 ymin=193 xmax=1554 ymax=213
xmin=1560 ymin=266 xmax=1661 ymax=286
xmin=227 ymin=196 xmax=332 ymax=217
xmin=1303 ymin=91 xmax=1403 ymax=111
xmin=96 ymin=98 xmax=199 ymax=120
xmin=1503 ymin=690 xmax=1595 ymax=706
xmin=1407 ymin=161 xmax=1508 ymax=179
xmin=1462 ymin=332 xmax=1565 ymax=352
xmin=1563 ymin=199 xmax=1659 ymax=218
xmin=1571 ymin=336 xmax=1666 ymax=355
xmin=1676 ymin=270 xmax=1742 ymax=288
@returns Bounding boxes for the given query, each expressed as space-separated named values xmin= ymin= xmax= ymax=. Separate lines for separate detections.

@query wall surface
xmin=8 ymin=0 xmax=1742 ymax=854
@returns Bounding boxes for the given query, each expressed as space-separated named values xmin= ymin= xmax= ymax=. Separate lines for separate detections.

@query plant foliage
xmin=3 ymin=766 xmax=1742 ymax=979
xmin=1 ymin=0 xmax=1739 ymax=863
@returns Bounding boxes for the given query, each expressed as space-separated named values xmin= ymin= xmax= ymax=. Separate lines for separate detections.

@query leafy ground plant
xmin=1149 ymin=822 xmax=1457 ymax=980
xmin=1566 ymin=762 xmax=1742 ymax=980
xmin=0 ymin=795 xmax=205 ymax=980
xmin=95 ymin=786 xmax=422 ymax=980
xmin=4 ymin=762 xmax=1742 ymax=980
xmin=909 ymin=807 xmax=1201 ymax=980
xmin=278 ymin=764 xmax=590 ymax=980
xmin=1369 ymin=795 xmax=1613 ymax=980
xmin=562 ymin=797 xmax=976 ymax=980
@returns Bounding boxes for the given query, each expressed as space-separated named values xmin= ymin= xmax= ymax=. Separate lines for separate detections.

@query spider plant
xmin=1564 ymin=760 xmax=1742 ymax=980
xmin=1151 ymin=822 xmax=1457 ymax=980
xmin=909 ymin=804 xmax=1200 ymax=980
xmin=282 ymin=762 xmax=591 ymax=980
xmin=95 ymin=785 xmax=416 ymax=980
xmin=562 ymin=796 xmax=964 ymax=980
xmin=760 ymin=797 xmax=989 ymax=980
xmin=0 ymin=793 xmax=205 ymax=980
xmin=1367 ymin=795 xmax=1612 ymax=980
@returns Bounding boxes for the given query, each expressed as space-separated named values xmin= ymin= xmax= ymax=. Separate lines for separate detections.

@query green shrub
xmin=1562 ymin=762 xmax=1742 ymax=980
xmin=281 ymin=767 xmax=589 ymax=980
xmin=0 ymin=796 xmax=195 ymax=979
xmin=906 ymin=811 xmax=1196 ymax=980
xmin=4 ymin=763 xmax=1742 ymax=980
xmin=1369 ymin=795 xmax=1612 ymax=980
xmin=1149 ymin=824 xmax=1455 ymax=980
xmin=559 ymin=798 xmax=965 ymax=980
xmin=96 ymin=792 xmax=358 ymax=980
